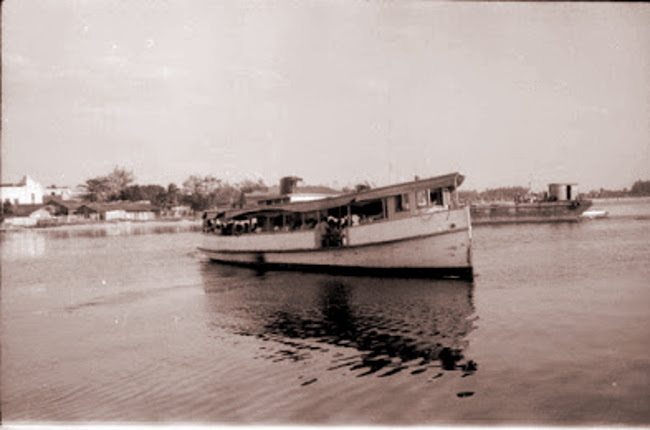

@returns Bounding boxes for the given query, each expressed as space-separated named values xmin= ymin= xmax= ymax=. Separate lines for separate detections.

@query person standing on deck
xmin=315 ymin=218 xmax=329 ymax=248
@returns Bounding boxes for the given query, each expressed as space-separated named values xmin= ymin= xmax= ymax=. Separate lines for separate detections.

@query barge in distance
xmin=470 ymin=182 xmax=593 ymax=225
xmin=199 ymin=172 xmax=473 ymax=280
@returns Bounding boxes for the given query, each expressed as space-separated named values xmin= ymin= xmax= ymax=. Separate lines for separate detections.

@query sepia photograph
xmin=1 ymin=0 xmax=649 ymax=428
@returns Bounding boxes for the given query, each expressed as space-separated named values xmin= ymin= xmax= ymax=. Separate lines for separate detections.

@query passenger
xmin=315 ymin=218 xmax=329 ymax=247
xmin=328 ymin=220 xmax=342 ymax=246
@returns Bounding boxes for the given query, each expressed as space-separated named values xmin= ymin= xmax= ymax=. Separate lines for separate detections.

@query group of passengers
xmin=314 ymin=216 xmax=348 ymax=248
xmin=202 ymin=212 xmax=364 ymax=238
xmin=203 ymin=217 xmax=262 ymax=235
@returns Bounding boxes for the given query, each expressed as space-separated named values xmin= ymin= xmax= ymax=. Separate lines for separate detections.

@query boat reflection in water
xmin=201 ymin=262 xmax=478 ymax=379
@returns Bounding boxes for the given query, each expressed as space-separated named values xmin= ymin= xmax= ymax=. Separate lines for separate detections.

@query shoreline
xmin=0 ymin=217 xmax=202 ymax=233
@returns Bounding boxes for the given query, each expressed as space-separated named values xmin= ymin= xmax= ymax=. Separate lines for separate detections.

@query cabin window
xmin=257 ymin=216 xmax=268 ymax=232
xmin=285 ymin=213 xmax=302 ymax=231
xmin=416 ymin=190 xmax=428 ymax=208
xmin=304 ymin=212 xmax=318 ymax=229
xmin=351 ymin=199 xmax=384 ymax=223
xmin=270 ymin=215 xmax=283 ymax=231
xmin=396 ymin=193 xmax=410 ymax=212
xmin=429 ymin=189 xmax=442 ymax=206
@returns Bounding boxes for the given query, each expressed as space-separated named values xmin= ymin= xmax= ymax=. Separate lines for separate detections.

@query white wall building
xmin=1 ymin=175 xmax=44 ymax=205
xmin=44 ymin=185 xmax=74 ymax=200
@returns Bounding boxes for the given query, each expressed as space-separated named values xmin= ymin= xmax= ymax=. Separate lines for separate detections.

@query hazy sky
xmin=2 ymin=0 xmax=649 ymax=192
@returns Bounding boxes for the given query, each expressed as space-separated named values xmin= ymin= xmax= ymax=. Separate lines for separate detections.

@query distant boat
xmin=581 ymin=210 xmax=608 ymax=220
xmin=199 ymin=172 xmax=473 ymax=280
xmin=470 ymin=183 xmax=593 ymax=225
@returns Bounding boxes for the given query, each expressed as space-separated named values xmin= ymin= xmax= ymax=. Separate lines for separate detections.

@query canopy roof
xmin=206 ymin=172 xmax=464 ymax=220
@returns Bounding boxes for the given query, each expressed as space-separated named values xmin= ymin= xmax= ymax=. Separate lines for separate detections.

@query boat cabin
xmin=202 ymin=173 xmax=465 ymax=239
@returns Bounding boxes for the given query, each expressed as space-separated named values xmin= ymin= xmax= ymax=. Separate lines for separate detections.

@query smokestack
xmin=280 ymin=176 xmax=302 ymax=195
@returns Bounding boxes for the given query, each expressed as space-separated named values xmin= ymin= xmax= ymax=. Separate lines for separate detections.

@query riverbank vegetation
xmin=81 ymin=167 xmax=268 ymax=212
xmin=583 ymin=180 xmax=650 ymax=199
xmin=81 ymin=168 xmax=650 ymax=208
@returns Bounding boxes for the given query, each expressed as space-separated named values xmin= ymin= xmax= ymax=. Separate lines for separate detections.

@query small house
xmin=75 ymin=201 xmax=160 ymax=221
xmin=43 ymin=196 xmax=83 ymax=216
xmin=2 ymin=204 xmax=53 ymax=227
xmin=75 ymin=203 xmax=102 ymax=220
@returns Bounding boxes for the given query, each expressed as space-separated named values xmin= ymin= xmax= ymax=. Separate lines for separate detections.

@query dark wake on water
xmin=201 ymin=265 xmax=478 ymax=381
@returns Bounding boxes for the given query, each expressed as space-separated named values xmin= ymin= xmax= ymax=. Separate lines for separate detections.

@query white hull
xmin=582 ymin=210 xmax=608 ymax=219
xmin=199 ymin=207 xmax=473 ymax=279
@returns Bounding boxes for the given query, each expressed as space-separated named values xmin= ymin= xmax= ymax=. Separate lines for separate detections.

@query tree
xmin=458 ymin=190 xmax=480 ymax=203
xmin=105 ymin=167 xmax=135 ymax=200
xmin=182 ymin=175 xmax=224 ymax=212
xmin=166 ymin=183 xmax=179 ymax=208
xmin=631 ymin=180 xmax=650 ymax=196
xmin=81 ymin=166 xmax=135 ymax=202
xmin=179 ymin=175 xmax=267 ymax=212
xmin=120 ymin=185 xmax=145 ymax=202
xmin=237 ymin=178 xmax=267 ymax=194
xmin=81 ymin=177 xmax=111 ymax=202
xmin=141 ymin=185 xmax=166 ymax=206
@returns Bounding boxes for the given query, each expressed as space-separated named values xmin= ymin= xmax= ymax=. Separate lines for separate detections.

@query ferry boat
xmin=470 ymin=182 xmax=593 ymax=225
xmin=199 ymin=172 xmax=473 ymax=279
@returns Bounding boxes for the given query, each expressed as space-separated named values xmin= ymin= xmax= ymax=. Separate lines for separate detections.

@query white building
xmin=1 ymin=175 xmax=44 ymax=205
xmin=44 ymin=185 xmax=74 ymax=200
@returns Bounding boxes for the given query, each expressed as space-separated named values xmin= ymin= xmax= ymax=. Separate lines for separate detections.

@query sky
xmin=2 ymin=0 xmax=649 ymax=193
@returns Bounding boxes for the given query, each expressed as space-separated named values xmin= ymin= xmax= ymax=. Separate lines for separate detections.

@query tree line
xmin=80 ymin=167 xmax=267 ymax=212
xmin=631 ymin=180 xmax=650 ymax=195
xmin=3 ymin=169 xmax=650 ymax=222
xmin=583 ymin=180 xmax=650 ymax=198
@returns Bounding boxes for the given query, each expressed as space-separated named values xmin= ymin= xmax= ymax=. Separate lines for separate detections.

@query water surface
xmin=2 ymin=204 xmax=649 ymax=425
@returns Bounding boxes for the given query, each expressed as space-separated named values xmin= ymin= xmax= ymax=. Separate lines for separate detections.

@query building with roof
xmin=44 ymin=185 xmax=74 ymax=201
xmin=2 ymin=204 xmax=53 ymax=227
xmin=1 ymin=175 xmax=44 ymax=205
xmin=42 ymin=196 xmax=84 ymax=216
xmin=75 ymin=201 xmax=160 ymax=221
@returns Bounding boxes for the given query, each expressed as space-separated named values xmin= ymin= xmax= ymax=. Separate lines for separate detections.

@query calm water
xmin=2 ymin=199 xmax=649 ymax=425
